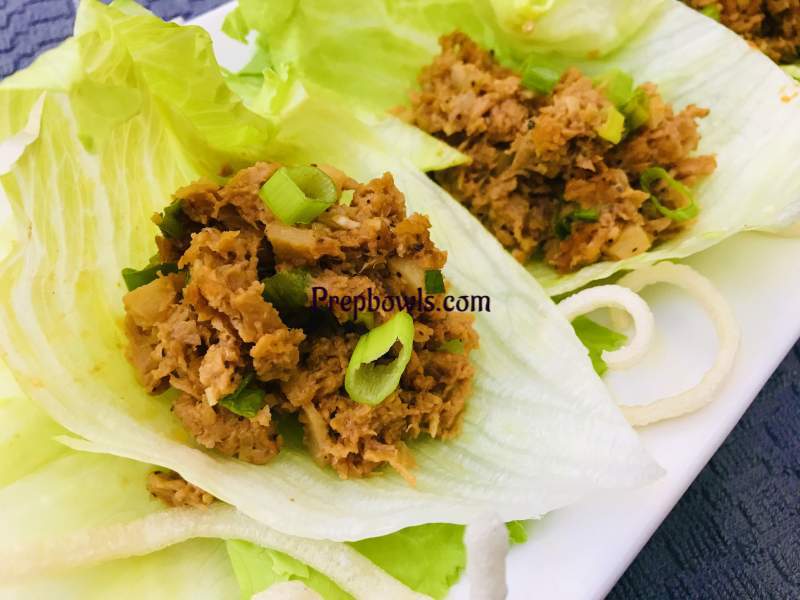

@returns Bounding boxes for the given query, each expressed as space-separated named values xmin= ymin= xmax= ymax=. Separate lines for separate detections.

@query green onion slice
xmin=156 ymin=199 xmax=185 ymax=239
xmin=621 ymin=87 xmax=650 ymax=131
xmin=259 ymin=166 xmax=337 ymax=225
xmin=345 ymin=311 xmax=414 ymax=406
xmin=219 ymin=372 xmax=266 ymax=418
xmin=594 ymin=70 xmax=634 ymax=108
xmin=640 ymin=167 xmax=700 ymax=222
xmin=262 ymin=269 xmax=310 ymax=312
xmin=438 ymin=339 xmax=465 ymax=355
xmin=121 ymin=262 xmax=179 ymax=291
xmin=700 ymin=5 xmax=721 ymax=21
xmin=596 ymin=106 xmax=625 ymax=144
xmin=572 ymin=208 xmax=599 ymax=222
xmin=555 ymin=208 xmax=599 ymax=239
xmin=339 ymin=189 xmax=355 ymax=206
xmin=520 ymin=55 xmax=563 ymax=94
xmin=424 ymin=269 xmax=445 ymax=294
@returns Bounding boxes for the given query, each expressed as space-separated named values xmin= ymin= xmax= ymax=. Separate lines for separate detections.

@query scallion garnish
xmin=259 ymin=166 xmax=337 ymax=225
xmin=121 ymin=262 xmax=179 ymax=291
xmin=572 ymin=208 xmax=600 ymax=222
xmin=520 ymin=55 xmax=563 ymax=94
xmin=156 ymin=199 xmax=185 ymax=239
xmin=438 ymin=339 xmax=465 ymax=354
xmin=340 ymin=189 xmax=355 ymax=206
xmin=262 ymin=269 xmax=310 ymax=311
xmin=701 ymin=5 xmax=721 ymax=21
xmin=621 ymin=87 xmax=650 ymax=131
xmin=594 ymin=70 xmax=634 ymax=108
xmin=555 ymin=208 xmax=600 ymax=239
xmin=219 ymin=372 xmax=266 ymax=418
xmin=640 ymin=167 xmax=700 ymax=222
xmin=424 ymin=269 xmax=445 ymax=294
xmin=596 ymin=106 xmax=625 ymax=144
xmin=344 ymin=311 xmax=414 ymax=406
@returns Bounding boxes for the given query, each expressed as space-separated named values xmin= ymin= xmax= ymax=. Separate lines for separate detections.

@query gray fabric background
xmin=2 ymin=1 xmax=798 ymax=598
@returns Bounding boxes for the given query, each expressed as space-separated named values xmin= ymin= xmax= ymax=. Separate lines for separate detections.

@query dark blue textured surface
xmin=1 ymin=1 xmax=798 ymax=598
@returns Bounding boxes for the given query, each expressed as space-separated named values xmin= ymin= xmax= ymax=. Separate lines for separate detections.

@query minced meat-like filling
xmin=685 ymin=0 xmax=800 ymax=64
xmin=147 ymin=470 xmax=216 ymax=508
xmin=123 ymin=164 xmax=477 ymax=484
xmin=408 ymin=32 xmax=717 ymax=273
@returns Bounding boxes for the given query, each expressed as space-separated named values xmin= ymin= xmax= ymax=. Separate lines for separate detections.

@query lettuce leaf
xmin=0 ymin=387 xmax=239 ymax=600
xmin=571 ymin=317 xmax=627 ymax=376
xmin=227 ymin=0 xmax=800 ymax=295
xmin=0 ymin=0 xmax=658 ymax=545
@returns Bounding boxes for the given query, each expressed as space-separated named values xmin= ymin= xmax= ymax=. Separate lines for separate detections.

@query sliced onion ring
xmin=558 ymin=285 xmax=655 ymax=370
xmin=464 ymin=513 xmax=509 ymax=600
xmin=612 ymin=262 xmax=740 ymax=427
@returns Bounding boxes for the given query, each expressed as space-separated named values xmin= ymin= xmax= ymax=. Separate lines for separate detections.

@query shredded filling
xmin=407 ymin=32 xmax=717 ymax=273
xmin=123 ymin=164 xmax=477 ymax=483
xmin=685 ymin=0 xmax=800 ymax=64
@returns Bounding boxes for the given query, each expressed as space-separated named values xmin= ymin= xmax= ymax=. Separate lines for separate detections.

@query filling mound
xmin=123 ymin=163 xmax=477 ymax=483
xmin=408 ymin=32 xmax=717 ymax=273
xmin=686 ymin=0 xmax=800 ymax=64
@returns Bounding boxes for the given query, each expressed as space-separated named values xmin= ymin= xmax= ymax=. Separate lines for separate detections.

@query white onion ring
xmin=558 ymin=285 xmax=655 ymax=370
xmin=612 ymin=262 xmax=740 ymax=427
xmin=464 ymin=513 xmax=508 ymax=600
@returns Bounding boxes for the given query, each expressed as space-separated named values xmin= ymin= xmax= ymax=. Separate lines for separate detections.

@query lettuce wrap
xmin=0 ymin=0 xmax=659 ymax=555
xmin=224 ymin=0 xmax=800 ymax=295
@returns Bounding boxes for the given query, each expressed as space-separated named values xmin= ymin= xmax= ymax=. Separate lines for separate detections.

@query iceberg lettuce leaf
xmin=0 ymin=0 xmax=658 ymax=544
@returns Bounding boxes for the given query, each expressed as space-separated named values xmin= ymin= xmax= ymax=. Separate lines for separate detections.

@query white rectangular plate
xmin=187 ymin=4 xmax=800 ymax=598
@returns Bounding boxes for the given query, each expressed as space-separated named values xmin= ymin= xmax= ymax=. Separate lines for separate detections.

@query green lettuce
xmin=572 ymin=317 xmax=627 ymax=376
xmin=227 ymin=0 xmax=800 ymax=295
xmin=0 ymin=0 xmax=658 ymax=550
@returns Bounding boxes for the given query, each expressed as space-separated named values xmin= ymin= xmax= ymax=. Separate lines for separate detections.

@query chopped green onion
xmin=594 ymin=70 xmax=634 ymax=108
xmin=520 ymin=55 xmax=562 ymax=94
xmin=596 ymin=106 xmax=625 ymax=144
xmin=156 ymin=199 xmax=185 ymax=239
xmin=355 ymin=311 xmax=376 ymax=329
xmin=424 ymin=269 xmax=445 ymax=294
xmin=571 ymin=316 xmax=626 ymax=376
xmin=572 ymin=208 xmax=599 ymax=222
xmin=339 ymin=189 xmax=355 ymax=206
xmin=555 ymin=208 xmax=600 ymax=239
xmin=121 ymin=262 xmax=179 ymax=291
xmin=438 ymin=339 xmax=465 ymax=354
xmin=700 ymin=5 xmax=721 ymax=21
xmin=345 ymin=311 xmax=414 ymax=406
xmin=219 ymin=372 xmax=266 ymax=418
xmin=259 ymin=166 xmax=337 ymax=225
xmin=262 ymin=269 xmax=310 ymax=311
xmin=640 ymin=167 xmax=700 ymax=222
xmin=621 ymin=87 xmax=650 ymax=131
